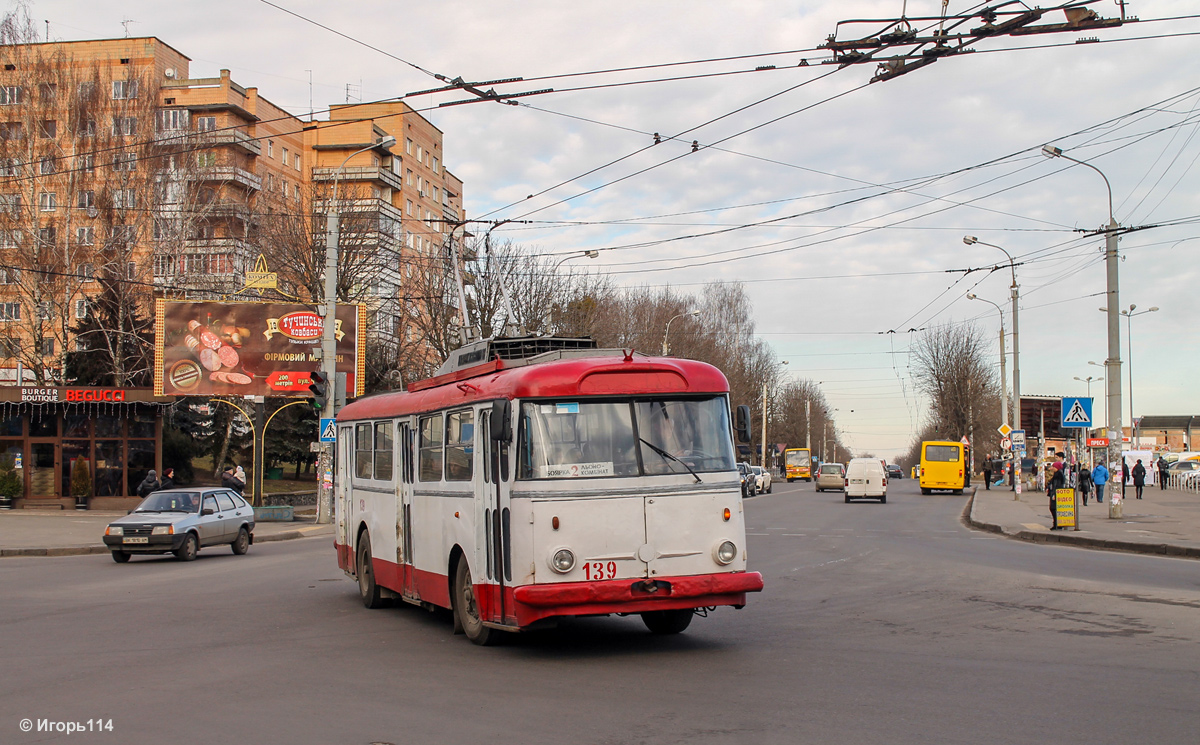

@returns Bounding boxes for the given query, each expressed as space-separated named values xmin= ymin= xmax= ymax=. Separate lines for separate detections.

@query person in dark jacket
xmin=160 ymin=468 xmax=176 ymax=490
xmin=136 ymin=470 xmax=160 ymax=498
xmin=1122 ymin=458 xmax=1130 ymax=486
xmin=1078 ymin=464 xmax=1092 ymax=506
xmin=1157 ymin=456 xmax=1170 ymax=490
xmin=1132 ymin=459 xmax=1147 ymax=499
xmin=1047 ymin=462 xmax=1066 ymax=529
xmin=221 ymin=467 xmax=240 ymax=492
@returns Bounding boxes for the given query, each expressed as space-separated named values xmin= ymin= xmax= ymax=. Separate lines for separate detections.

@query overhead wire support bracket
xmin=406 ymin=76 xmax=525 ymax=97
xmin=438 ymin=88 xmax=554 ymax=107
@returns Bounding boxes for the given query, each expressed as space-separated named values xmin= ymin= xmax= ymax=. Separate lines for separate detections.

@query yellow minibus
xmin=919 ymin=440 xmax=970 ymax=494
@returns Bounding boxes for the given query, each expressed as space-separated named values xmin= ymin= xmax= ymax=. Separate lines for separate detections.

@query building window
xmin=112 ymin=153 xmax=137 ymax=172
xmin=0 ymin=268 xmax=17 ymax=284
xmin=282 ymin=147 xmax=289 ymax=164
xmin=76 ymin=191 xmax=94 ymax=209
xmin=39 ymin=157 xmax=55 ymax=175
xmin=38 ymin=227 xmax=56 ymax=246
xmin=76 ymin=263 xmax=94 ymax=280
xmin=281 ymin=181 xmax=288 ymax=199
xmin=38 ymin=120 xmax=56 ymax=139
xmin=111 ymin=80 xmax=138 ymax=100
xmin=76 ymin=81 xmax=95 ymax=99
xmin=112 ymin=116 xmax=136 ymax=137
xmin=405 ymin=138 xmax=413 ymax=154
xmin=267 ymin=140 xmax=273 ymax=157
xmin=406 ymin=199 xmax=412 ymax=216
xmin=196 ymin=151 xmax=216 ymax=168
xmin=432 ymin=156 xmax=439 ymax=173
xmin=0 ymin=158 xmax=17 ymax=176
xmin=76 ymin=119 xmax=96 ymax=138
xmin=406 ymin=169 xmax=413 ymax=186
xmin=112 ymin=189 xmax=135 ymax=209
xmin=0 ymin=338 xmax=18 ymax=357
xmin=110 ymin=225 xmax=136 ymax=245
xmin=294 ymin=153 xmax=301 ymax=170
xmin=76 ymin=154 xmax=94 ymax=174
xmin=152 ymin=255 xmax=175 ymax=276
xmin=416 ymin=145 xmax=423 ymax=163
xmin=37 ymin=301 xmax=51 ymax=321
xmin=0 ymin=193 xmax=18 ymax=214
xmin=0 ymin=303 xmax=20 ymax=321
xmin=0 ymin=121 xmax=22 ymax=140
xmin=0 ymin=86 xmax=23 ymax=105
xmin=197 ymin=116 xmax=216 ymax=132
xmin=0 ymin=229 xmax=19 ymax=248
xmin=157 ymin=109 xmax=187 ymax=132
xmin=74 ymin=298 xmax=88 ymax=320
xmin=76 ymin=227 xmax=94 ymax=246
xmin=41 ymin=337 xmax=54 ymax=356
xmin=38 ymin=192 xmax=56 ymax=211
xmin=38 ymin=83 xmax=56 ymax=102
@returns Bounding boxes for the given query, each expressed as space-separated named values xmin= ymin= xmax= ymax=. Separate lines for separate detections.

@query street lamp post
xmin=964 ymin=236 xmax=1020 ymax=491
xmin=661 ymin=310 xmax=700 ymax=356
xmin=1120 ymin=305 xmax=1158 ymax=446
xmin=317 ymin=134 xmax=396 ymax=524
xmin=1074 ymin=375 xmax=1103 ymax=467
xmin=1042 ymin=143 xmax=1124 ymax=517
xmin=967 ymin=292 xmax=1008 ymax=482
xmin=1087 ymin=360 xmax=1107 ymax=426
xmin=543 ymin=250 xmax=598 ymax=332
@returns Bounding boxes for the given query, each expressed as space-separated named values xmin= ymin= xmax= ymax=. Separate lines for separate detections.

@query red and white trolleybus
xmin=334 ymin=337 xmax=764 ymax=644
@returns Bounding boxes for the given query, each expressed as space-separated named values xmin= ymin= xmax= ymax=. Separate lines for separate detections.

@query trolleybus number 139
xmin=582 ymin=561 xmax=619 ymax=581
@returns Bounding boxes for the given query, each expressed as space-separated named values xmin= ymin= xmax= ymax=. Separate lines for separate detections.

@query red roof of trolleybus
xmin=337 ymin=354 xmax=731 ymax=422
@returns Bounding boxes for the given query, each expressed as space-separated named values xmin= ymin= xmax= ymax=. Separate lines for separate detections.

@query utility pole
xmin=805 ymin=399 xmax=811 ymax=452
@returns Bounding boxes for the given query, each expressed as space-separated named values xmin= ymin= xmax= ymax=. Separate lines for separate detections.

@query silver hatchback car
xmin=103 ymin=488 xmax=256 ymax=563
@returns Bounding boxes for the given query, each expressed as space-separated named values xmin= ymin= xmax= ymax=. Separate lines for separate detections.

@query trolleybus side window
xmin=373 ymin=421 xmax=394 ymax=481
xmin=480 ymin=411 xmax=491 ymax=484
xmin=446 ymin=409 xmax=474 ymax=481
xmin=355 ymin=423 xmax=372 ymax=479
xmin=419 ymin=414 xmax=443 ymax=481
xmin=400 ymin=423 xmax=413 ymax=484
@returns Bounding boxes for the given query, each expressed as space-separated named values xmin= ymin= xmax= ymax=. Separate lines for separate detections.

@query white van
xmin=845 ymin=458 xmax=887 ymax=503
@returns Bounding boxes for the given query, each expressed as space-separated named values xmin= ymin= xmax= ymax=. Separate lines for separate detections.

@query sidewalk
xmin=967 ymin=482 xmax=1200 ymax=559
xmin=0 ymin=509 xmax=333 ymax=557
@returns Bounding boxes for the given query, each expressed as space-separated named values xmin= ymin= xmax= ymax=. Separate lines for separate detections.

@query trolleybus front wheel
xmin=641 ymin=608 xmax=694 ymax=635
xmin=357 ymin=533 xmax=386 ymax=609
xmin=454 ymin=559 xmax=496 ymax=646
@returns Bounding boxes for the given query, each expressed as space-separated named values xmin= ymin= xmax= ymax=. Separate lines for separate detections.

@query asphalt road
xmin=3 ymin=476 xmax=1198 ymax=745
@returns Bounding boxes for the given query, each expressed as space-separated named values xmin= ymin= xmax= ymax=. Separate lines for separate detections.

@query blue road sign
xmin=319 ymin=418 xmax=337 ymax=442
xmin=1060 ymin=397 xmax=1093 ymax=429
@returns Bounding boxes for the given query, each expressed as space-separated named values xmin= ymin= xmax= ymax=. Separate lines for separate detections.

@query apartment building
xmin=0 ymin=36 xmax=465 ymax=386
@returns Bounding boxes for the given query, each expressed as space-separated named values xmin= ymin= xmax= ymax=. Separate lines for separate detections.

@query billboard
xmin=154 ymin=300 xmax=365 ymax=398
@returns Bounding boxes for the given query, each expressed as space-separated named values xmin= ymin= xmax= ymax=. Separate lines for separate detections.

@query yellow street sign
xmin=997 ymin=423 xmax=1013 ymax=437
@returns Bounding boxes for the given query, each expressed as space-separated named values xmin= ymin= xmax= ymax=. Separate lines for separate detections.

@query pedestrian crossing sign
xmin=319 ymin=418 xmax=337 ymax=442
xmin=1060 ymin=397 xmax=1093 ymax=429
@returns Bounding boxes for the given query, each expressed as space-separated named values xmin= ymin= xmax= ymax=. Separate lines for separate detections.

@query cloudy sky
xmin=26 ymin=0 xmax=1200 ymax=458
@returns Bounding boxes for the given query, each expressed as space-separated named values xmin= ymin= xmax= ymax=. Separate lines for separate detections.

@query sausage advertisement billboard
xmin=154 ymin=300 xmax=365 ymax=398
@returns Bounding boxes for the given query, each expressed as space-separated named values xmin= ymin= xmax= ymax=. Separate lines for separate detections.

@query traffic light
xmin=308 ymin=370 xmax=328 ymax=412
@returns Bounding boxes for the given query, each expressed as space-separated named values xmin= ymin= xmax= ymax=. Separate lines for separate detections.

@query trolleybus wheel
xmin=357 ymin=534 xmax=386 ymax=609
xmin=454 ymin=559 xmax=496 ymax=646
xmin=641 ymin=608 xmax=694 ymax=635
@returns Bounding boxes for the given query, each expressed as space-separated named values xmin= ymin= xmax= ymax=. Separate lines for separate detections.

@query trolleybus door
xmin=484 ymin=402 xmax=515 ymax=624
xmin=398 ymin=420 xmax=417 ymax=599
xmin=337 ymin=426 xmax=353 ymax=552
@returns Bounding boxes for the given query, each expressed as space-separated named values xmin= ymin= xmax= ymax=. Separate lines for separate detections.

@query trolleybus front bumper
xmin=511 ymin=571 xmax=764 ymax=625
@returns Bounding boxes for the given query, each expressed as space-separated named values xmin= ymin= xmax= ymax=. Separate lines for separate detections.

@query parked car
xmin=815 ymin=462 xmax=846 ymax=492
xmin=737 ymin=462 xmax=757 ymax=498
xmin=751 ymin=465 xmax=773 ymax=494
xmin=103 ymin=488 xmax=256 ymax=563
xmin=886 ymin=464 xmax=904 ymax=480
xmin=1168 ymin=460 xmax=1200 ymax=474
xmin=845 ymin=458 xmax=887 ymax=503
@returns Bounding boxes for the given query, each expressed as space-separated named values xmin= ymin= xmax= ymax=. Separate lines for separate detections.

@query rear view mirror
xmin=490 ymin=399 xmax=512 ymax=443
xmin=735 ymin=405 xmax=751 ymax=443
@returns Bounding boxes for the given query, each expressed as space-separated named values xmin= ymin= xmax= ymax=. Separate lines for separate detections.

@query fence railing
xmin=1168 ymin=473 xmax=1200 ymax=493
xmin=262 ymin=490 xmax=318 ymax=507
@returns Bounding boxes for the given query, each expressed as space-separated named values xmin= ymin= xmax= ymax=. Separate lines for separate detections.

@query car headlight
xmin=152 ymin=525 xmax=173 ymax=535
xmin=550 ymin=548 xmax=575 ymax=574
xmin=714 ymin=540 xmax=737 ymax=565
xmin=106 ymin=526 xmax=122 ymax=536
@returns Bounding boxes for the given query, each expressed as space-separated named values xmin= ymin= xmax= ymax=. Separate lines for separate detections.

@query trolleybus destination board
xmin=153 ymin=300 xmax=365 ymax=398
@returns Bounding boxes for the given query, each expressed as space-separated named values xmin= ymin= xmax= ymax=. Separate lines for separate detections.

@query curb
xmin=0 ymin=526 xmax=332 ymax=558
xmin=963 ymin=491 xmax=1200 ymax=560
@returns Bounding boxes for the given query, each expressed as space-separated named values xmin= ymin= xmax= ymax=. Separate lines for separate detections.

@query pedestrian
xmin=1079 ymin=463 xmax=1092 ymax=506
xmin=233 ymin=465 xmax=247 ymax=495
xmin=160 ymin=467 xmax=176 ymax=490
xmin=1122 ymin=458 xmax=1130 ymax=486
xmin=221 ymin=466 xmax=240 ymax=492
xmin=1092 ymin=461 xmax=1109 ymax=504
xmin=136 ymin=469 xmax=160 ymax=498
xmin=1132 ymin=459 xmax=1146 ymax=499
xmin=1157 ymin=456 xmax=1170 ymax=490
xmin=983 ymin=460 xmax=992 ymax=490
xmin=1047 ymin=461 xmax=1066 ymax=529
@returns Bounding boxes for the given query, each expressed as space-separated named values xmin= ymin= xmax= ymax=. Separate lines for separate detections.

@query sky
xmin=22 ymin=0 xmax=1200 ymax=459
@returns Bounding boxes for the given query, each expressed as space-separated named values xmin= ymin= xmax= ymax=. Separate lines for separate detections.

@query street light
xmin=964 ymin=236 xmax=1021 ymax=491
xmin=1120 ymin=304 xmax=1158 ymax=445
xmin=551 ymin=250 xmax=599 ymax=273
xmin=966 ymin=292 xmax=1008 ymax=444
xmin=317 ymin=134 xmax=397 ymax=524
xmin=1087 ymin=360 xmax=1107 ymax=426
xmin=661 ymin=310 xmax=700 ymax=356
xmin=1075 ymin=374 xmax=1103 ymax=468
xmin=1042 ymin=143 xmax=1124 ymax=516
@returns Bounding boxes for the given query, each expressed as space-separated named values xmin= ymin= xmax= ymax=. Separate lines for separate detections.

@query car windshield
xmin=786 ymin=450 xmax=810 ymax=467
xmin=135 ymin=491 xmax=200 ymax=513
xmin=518 ymin=397 xmax=735 ymax=479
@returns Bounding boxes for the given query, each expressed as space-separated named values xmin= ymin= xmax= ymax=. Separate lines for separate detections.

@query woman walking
xmin=1132 ymin=459 xmax=1147 ymax=500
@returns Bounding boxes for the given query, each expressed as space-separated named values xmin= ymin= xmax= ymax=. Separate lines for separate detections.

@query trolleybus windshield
xmin=786 ymin=450 xmax=810 ymax=468
xmin=518 ymin=397 xmax=735 ymax=480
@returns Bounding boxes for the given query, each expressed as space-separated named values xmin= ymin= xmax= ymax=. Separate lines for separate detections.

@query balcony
xmin=152 ymin=128 xmax=262 ymax=156
xmin=312 ymin=165 xmax=403 ymax=193
xmin=189 ymin=166 xmax=261 ymax=191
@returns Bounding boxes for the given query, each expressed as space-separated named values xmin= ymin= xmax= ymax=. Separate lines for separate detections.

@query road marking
xmin=747 ymin=533 xmax=770 ymax=536
xmin=782 ymin=533 xmax=806 ymax=536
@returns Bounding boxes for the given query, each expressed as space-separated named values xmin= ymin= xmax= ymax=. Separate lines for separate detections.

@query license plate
xmin=850 ymin=478 xmax=865 ymax=484
xmin=123 ymin=536 xmax=148 ymax=544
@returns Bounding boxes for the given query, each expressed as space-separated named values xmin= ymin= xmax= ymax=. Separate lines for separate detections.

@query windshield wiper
xmin=639 ymin=438 xmax=702 ymax=484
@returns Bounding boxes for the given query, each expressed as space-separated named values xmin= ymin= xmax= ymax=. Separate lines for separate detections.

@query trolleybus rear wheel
xmin=454 ymin=559 xmax=496 ymax=646
xmin=357 ymin=534 xmax=386 ymax=609
xmin=641 ymin=609 xmax=694 ymax=635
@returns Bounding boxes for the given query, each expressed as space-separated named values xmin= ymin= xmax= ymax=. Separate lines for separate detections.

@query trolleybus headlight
xmin=550 ymin=548 xmax=576 ymax=574
xmin=714 ymin=540 xmax=737 ymax=565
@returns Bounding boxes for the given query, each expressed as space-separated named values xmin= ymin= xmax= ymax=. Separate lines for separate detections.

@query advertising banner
xmin=154 ymin=300 xmax=365 ymax=398
xmin=1055 ymin=488 xmax=1077 ymax=529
